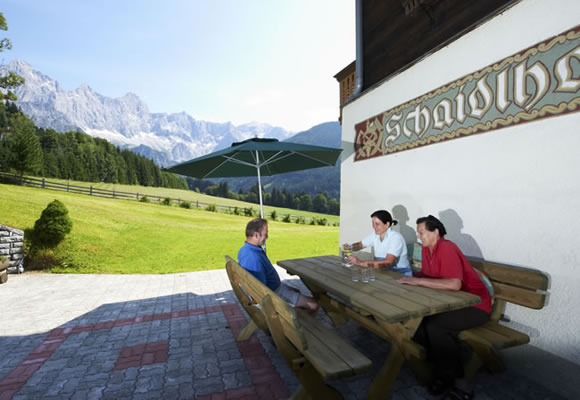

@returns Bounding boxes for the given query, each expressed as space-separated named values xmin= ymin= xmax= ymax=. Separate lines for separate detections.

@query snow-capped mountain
xmin=3 ymin=60 xmax=293 ymax=167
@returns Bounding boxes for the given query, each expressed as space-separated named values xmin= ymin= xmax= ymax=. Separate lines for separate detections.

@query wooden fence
xmin=0 ymin=172 xmax=328 ymax=224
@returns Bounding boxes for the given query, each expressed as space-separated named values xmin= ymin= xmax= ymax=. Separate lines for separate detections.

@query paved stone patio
xmin=0 ymin=269 xmax=578 ymax=399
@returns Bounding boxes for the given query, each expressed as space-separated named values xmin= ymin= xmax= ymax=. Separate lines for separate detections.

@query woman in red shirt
xmin=399 ymin=215 xmax=491 ymax=400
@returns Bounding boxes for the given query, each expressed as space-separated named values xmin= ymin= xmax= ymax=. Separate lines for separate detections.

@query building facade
xmin=340 ymin=0 xmax=580 ymax=365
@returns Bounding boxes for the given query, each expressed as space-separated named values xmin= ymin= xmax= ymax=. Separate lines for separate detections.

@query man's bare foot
xmin=297 ymin=295 xmax=319 ymax=314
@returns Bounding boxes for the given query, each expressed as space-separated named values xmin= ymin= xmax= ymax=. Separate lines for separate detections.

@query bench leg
xmin=463 ymin=352 xmax=483 ymax=381
xmin=290 ymin=385 xmax=309 ymax=400
xmin=460 ymin=334 xmax=505 ymax=373
xmin=236 ymin=319 xmax=257 ymax=341
xmin=368 ymin=344 xmax=405 ymax=400
xmin=292 ymin=363 xmax=343 ymax=400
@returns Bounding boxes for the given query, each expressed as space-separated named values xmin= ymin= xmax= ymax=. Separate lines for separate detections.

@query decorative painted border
xmin=354 ymin=25 xmax=580 ymax=161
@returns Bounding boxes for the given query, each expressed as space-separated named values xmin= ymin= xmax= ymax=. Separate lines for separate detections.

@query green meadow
xmin=0 ymin=183 xmax=339 ymax=274
xmin=43 ymin=177 xmax=340 ymax=224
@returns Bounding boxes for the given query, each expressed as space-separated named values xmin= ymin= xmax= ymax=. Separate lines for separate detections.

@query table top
xmin=277 ymin=255 xmax=481 ymax=323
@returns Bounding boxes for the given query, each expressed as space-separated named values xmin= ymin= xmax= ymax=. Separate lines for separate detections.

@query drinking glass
xmin=361 ymin=266 xmax=370 ymax=283
xmin=368 ymin=266 xmax=376 ymax=281
xmin=342 ymin=248 xmax=353 ymax=267
xmin=351 ymin=265 xmax=360 ymax=282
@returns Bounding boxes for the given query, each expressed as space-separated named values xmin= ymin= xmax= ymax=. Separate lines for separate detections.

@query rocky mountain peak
xmin=4 ymin=60 xmax=298 ymax=166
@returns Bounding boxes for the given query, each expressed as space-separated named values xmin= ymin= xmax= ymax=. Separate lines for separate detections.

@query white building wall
xmin=340 ymin=0 xmax=580 ymax=364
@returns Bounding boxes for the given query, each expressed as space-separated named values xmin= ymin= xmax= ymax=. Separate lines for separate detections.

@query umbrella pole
xmin=255 ymin=150 xmax=264 ymax=219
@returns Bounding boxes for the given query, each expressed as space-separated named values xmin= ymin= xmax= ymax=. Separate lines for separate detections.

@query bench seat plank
xmin=461 ymin=322 xmax=530 ymax=349
xmin=297 ymin=309 xmax=372 ymax=379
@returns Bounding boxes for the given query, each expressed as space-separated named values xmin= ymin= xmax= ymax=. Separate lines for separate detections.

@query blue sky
xmin=1 ymin=0 xmax=355 ymax=132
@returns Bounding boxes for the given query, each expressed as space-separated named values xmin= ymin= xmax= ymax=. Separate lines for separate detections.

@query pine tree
xmin=9 ymin=113 xmax=43 ymax=177
xmin=313 ymin=193 xmax=329 ymax=213
xmin=32 ymin=199 xmax=72 ymax=248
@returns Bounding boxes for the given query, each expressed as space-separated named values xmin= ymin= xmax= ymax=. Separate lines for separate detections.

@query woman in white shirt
xmin=343 ymin=210 xmax=412 ymax=276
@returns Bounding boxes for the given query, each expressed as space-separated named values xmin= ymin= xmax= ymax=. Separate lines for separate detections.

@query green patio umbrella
xmin=165 ymin=137 xmax=342 ymax=218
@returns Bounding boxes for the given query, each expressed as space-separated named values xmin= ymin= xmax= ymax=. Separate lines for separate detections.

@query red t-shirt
xmin=419 ymin=238 xmax=492 ymax=313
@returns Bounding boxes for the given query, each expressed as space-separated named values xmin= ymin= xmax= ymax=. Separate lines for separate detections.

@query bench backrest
xmin=466 ymin=257 xmax=549 ymax=311
xmin=225 ymin=256 xmax=308 ymax=351
xmin=409 ymin=245 xmax=549 ymax=314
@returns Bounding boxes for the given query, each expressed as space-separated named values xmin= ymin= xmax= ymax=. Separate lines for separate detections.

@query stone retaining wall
xmin=0 ymin=225 xmax=24 ymax=269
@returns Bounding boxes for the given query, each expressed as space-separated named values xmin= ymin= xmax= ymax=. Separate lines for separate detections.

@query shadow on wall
xmin=392 ymin=204 xmax=417 ymax=254
xmin=438 ymin=209 xmax=483 ymax=259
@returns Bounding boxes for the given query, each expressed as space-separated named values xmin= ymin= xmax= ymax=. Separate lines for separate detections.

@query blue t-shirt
xmin=237 ymin=242 xmax=281 ymax=291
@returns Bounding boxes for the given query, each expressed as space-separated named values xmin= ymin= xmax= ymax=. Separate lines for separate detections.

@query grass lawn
xmin=0 ymin=183 xmax=339 ymax=273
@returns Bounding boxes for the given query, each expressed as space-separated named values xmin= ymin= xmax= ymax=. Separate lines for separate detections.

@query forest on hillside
xmin=0 ymin=102 xmax=188 ymax=189
xmin=0 ymin=103 xmax=340 ymax=214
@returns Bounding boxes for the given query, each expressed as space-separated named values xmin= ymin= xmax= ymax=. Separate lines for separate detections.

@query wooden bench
xmin=410 ymin=248 xmax=549 ymax=377
xmin=460 ymin=257 xmax=549 ymax=378
xmin=225 ymin=256 xmax=372 ymax=399
xmin=226 ymin=256 xmax=269 ymax=341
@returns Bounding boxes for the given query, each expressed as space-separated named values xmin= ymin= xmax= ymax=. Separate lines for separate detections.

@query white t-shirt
xmin=362 ymin=227 xmax=411 ymax=276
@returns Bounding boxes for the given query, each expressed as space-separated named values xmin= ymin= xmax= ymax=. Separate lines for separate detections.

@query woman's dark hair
xmin=416 ymin=215 xmax=447 ymax=237
xmin=370 ymin=210 xmax=398 ymax=226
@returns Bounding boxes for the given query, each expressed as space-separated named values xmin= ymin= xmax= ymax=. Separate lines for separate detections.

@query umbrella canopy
xmin=165 ymin=137 xmax=342 ymax=217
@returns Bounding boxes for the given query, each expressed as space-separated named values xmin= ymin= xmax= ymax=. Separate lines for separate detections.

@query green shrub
xmin=282 ymin=214 xmax=292 ymax=223
xmin=270 ymin=210 xmax=277 ymax=221
xmin=309 ymin=219 xmax=316 ymax=225
xmin=316 ymin=218 xmax=328 ymax=226
xmin=161 ymin=197 xmax=172 ymax=206
xmin=206 ymin=203 xmax=217 ymax=212
xmin=179 ymin=201 xmax=191 ymax=209
xmin=296 ymin=216 xmax=305 ymax=224
xmin=31 ymin=199 xmax=72 ymax=248
xmin=25 ymin=248 xmax=58 ymax=270
xmin=233 ymin=207 xmax=241 ymax=215
xmin=244 ymin=207 xmax=255 ymax=217
xmin=139 ymin=195 xmax=150 ymax=203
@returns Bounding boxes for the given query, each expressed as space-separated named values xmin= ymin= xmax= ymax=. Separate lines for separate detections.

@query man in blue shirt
xmin=238 ymin=218 xmax=318 ymax=312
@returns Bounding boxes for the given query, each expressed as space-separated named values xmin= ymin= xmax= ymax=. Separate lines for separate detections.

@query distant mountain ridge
xmin=3 ymin=60 xmax=296 ymax=167
xmin=3 ymin=59 xmax=342 ymax=197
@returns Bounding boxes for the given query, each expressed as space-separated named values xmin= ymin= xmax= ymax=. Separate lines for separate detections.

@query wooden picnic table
xmin=277 ymin=255 xmax=481 ymax=399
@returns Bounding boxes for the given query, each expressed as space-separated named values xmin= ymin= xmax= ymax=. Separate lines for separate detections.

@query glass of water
xmin=351 ymin=265 xmax=360 ymax=282
xmin=368 ymin=266 xmax=376 ymax=281
xmin=361 ymin=266 xmax=370 ymax=283
xmin=342 ymin=248 xmax=353 ymax=267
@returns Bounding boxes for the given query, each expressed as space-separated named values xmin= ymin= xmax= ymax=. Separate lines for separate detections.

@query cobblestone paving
xmin=0 ymin=270 xmax=577 ymax=399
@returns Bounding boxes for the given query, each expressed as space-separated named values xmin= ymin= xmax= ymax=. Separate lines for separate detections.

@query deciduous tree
xmin=0 ymin=13 xmax=25 ymax=101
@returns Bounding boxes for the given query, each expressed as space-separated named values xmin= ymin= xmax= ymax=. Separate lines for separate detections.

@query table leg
xmin=301 ymin=280 xmax=348 ymax=325
xmin=368 ymin=343 xmax=405 ymax=400
xmin=318 ymin=294 xmax=348 ymax=325
xmin=367 ymin=318 xmax=424 ymax=399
